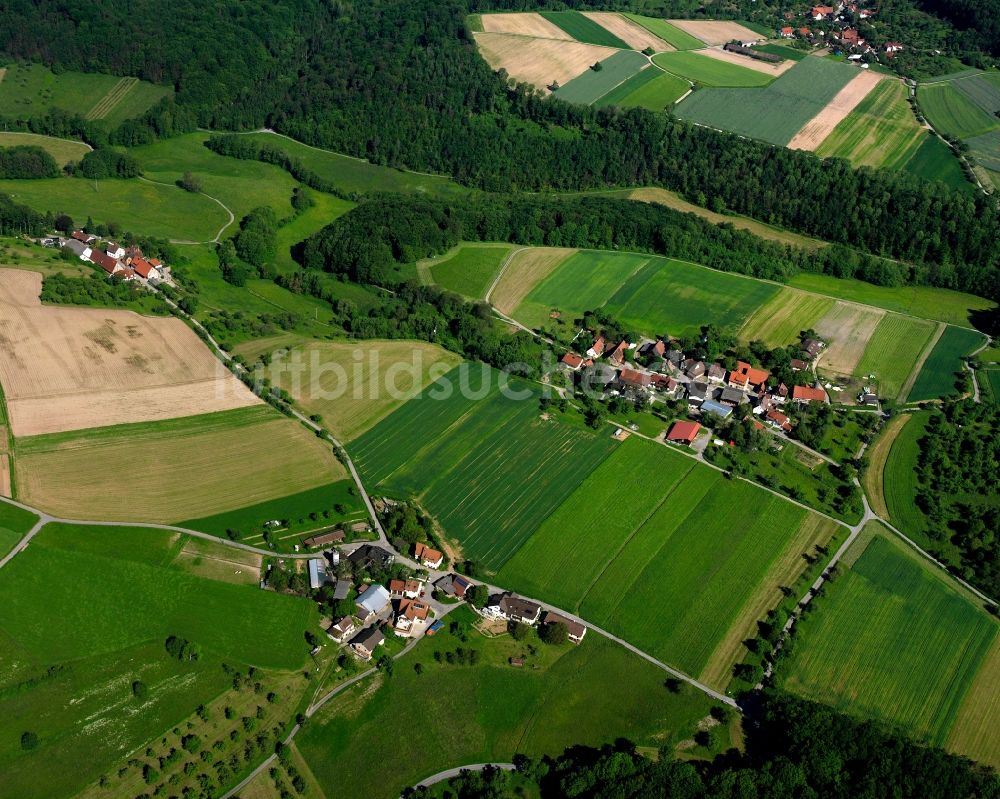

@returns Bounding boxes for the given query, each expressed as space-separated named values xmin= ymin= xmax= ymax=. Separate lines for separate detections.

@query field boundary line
xmin=897 ymin=321 xmax=945 ymax=404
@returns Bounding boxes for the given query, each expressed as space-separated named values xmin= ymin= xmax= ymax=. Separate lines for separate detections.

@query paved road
xmin=412 ymin=763 xmax=516 ymax=790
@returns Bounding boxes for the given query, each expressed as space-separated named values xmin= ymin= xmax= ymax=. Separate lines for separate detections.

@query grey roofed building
xmin=308 ymin=558 xmax=332 ymax=590
xmin=687 ymin=381 xmax=709 ymax=402
xmin=700 ymin=399 xmax=733 ymax=419
xmin=355 ymin=584 xmax=391 ymax=617
xmin=351 ymin=625 xmax=385 ymax=654
xmin=579 ymin=363 xmax=617 ymax=391
xmin=706 ymin=363 xmax=727 ymax=382
xmin=332 ymin=579 xmax=352 ymax=600
xmin=500 ymin=594 xmax=542 ymax=625
xmin=348 ymin=544 xmax=394 ymax=571
xmin=719 ymin=387 xmax=746 ymax=406
xmin=62 ymin=238 xmax=90 ymax=258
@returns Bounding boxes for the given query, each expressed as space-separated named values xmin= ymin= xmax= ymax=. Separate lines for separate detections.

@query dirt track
xmin=788 ymin=70 xmax=883 ymax=151
xmin=0 ymin=268 xmax=259 ymax=437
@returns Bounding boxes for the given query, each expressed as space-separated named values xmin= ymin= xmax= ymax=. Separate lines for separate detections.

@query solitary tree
xmin=179 ymin=171 xmax=202 ymax=192
xmin=20 ymin=731 xmax=38 ymax=751
xmin=538 ymin=621 xmax=568 ymax=646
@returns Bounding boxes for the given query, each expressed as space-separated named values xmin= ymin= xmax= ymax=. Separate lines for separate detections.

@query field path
xmin=137 ymin=176 xmax=235 ymax=243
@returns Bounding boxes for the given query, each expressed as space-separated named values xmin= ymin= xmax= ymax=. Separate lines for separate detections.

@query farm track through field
xmin=137 ymin=176 xmax=235 ymax=243
xmin=85 ymin=77 xmax=138 ymax=120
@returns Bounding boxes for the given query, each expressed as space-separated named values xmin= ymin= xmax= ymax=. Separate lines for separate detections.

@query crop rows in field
xmin=85 ymin=77 xmax=138 ymax=120
xmin=429 ymin=244 xmax=513 ymax=298
xmin=675 ymin=56 xmax=860 ymax=146
xmin=540 ymin=10 xmax=630 ymax=49
xmin=624 ymin=14 xmax=704 ymax=49
xmin=906 ymin=325 xmax=985 ymax=402
xmin=554 ymin=50 xmax=649 ymax=105
xmin=498 ymin=437 xmax=840 ymax=686
xmin=882 ymin=412 xmax=930 ymax=537
xmin=740 ymin=289 xmax=835 ymax=346
xmin=350 ymin=366 xmax=617 ymax=568
xmin=952 ymin=72 xmax=1000 ymax=117
xmin=920 ymin=81 xmax=1000 ymax=140
xmin=595 ymin=67 xmax=689 ymax=110
xmin=853 ymin=313 xmax=937 ymax=399
xmin=653 ymin=51 xmax=773 ymax=87
xmin=782 ymin=529 xmax=997 ymax=746
xmin=816 ymin=80 xmax=926 ymax=169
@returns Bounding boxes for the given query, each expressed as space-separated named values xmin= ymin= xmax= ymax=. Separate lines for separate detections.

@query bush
xmin=20 ymin=731 xmax=38 ymax=750
xmin=78 ymin=148 xmax=141 ymax=179
xmin=131 ymin=680 xmax=148 ymax=700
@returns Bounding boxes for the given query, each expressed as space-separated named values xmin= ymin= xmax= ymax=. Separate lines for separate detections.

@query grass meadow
xmin=0 ymin=131 xmax=90 ymax=167
xmin=674 ymin=56 xmax=859 ymax=146
xmin=352 ymin=371 xmax=617 ymax=569
xmin=740 ymin=289 xmax=835 ymax=346
xmin=554 ymin=51 xmax=649 ymax=105
xmin=427 ymin=243 xmax=513 ymax=298
xmin=906 ymin=326 xmax=985 ymax=402
xmin=981 ymin=369 xmax=1000 ymax=402
xmin=853 ymin=314 xmax=937 ymax=399
xmin=782 ymin=527 xmax=997 ymax=748
xmin=653 ymin=51 xmax=773 ymax=87
xmin=882 ymin=411 xmax=931 ymax=540
xmin=499 ymin=437 xmax=842 ymax=687
xmin=966 ymin=129 xmax=1000 ymax=172
xmin=0 ymin=521 xmax=315 ymax=799
xmin=952 ymin=72 xmax=1000 ymax=115
xmin=901 ymin=133 xmax=972 ymax=189
xmin=540 ymin=11 xmax=631 ymax=48
xmin=14 ymin=406 xmax=343 ymax=523
xmin=861 ymin=414 xmax=910 ymax=519
xmin=624 ymin=15 xmax=704 ymax=50
xmin=0 ymin=500 xmax=38 ymax=557
xmin=0 ymin=175 xmax=228 ymax=241
xmin=595 ymin=67 xmax=689 ymax=110
xmin=920 ymin=81 xmax=1000 ymax=140
xmin=297 ymin=606 xmax=717 ymax=799
xmin=786 ymin=272 xmax=993 ymax=326
xmin=816 ymin=80 xmax=925 ymax=169
xmin=267 ymin=339 xmax=463 ymax=441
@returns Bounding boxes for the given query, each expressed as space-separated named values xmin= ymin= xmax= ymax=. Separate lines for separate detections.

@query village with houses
xmin=47 ymin=229 xmax=175 ymax=286
xmin=776 ymin=1 xmax=906 ymax=64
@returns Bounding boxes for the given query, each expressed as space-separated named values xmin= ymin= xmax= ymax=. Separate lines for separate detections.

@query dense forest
xmin=0 ymin=145 xmax=58 ymax=179
xmin=914 ymin=401 xmax=1000 ymax=598
xmin=2 ymin=0 xmax=1000 ymax=302
xmin=405 ymin=692 xmax=1000 ymax=799
xmin=300 ymin=194 xmax=1000 ymax=307
xmin=0 ymin=193 xmax=49 ymax=236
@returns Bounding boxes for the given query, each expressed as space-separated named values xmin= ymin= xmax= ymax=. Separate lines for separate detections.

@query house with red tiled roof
xmin=388 ymin=578 xmax=421 ymax=599
xmin=884 ymin=41 xmax=904 ymax=53
xmin=414 ymin=541 xmax=444 ymax=569
xmin=728 ymin=361 xmax=769 ymax=393
xmin=560 ymin=352 xmax=584 ymax=370
xmin=780 ymin=25 xmax=794 ymax=37
xmin=617 ymin=367 xmax=652 ymax=391
xmin=766 ymin=409 xmax=793 ymax=433
xmin=792 ymin=385 xmax=827 ymax=404
xmin=586 ymin=336 xmax=605 ymax=359
xmin=89 ymin=250 xmax=121 ymax=276
xmin=666 ymin=420 xmax=701 ymax=445
xmin=812 ymin=5 xmax=834 ymax=18
xmin=71 ymin=230 xmax=96 ymax=244
xmin=606 ymin=340 xmax=629 ymax=367
xmin=130 ymin=256 xmax=155 ymax=279
xmin=840 ymin=28 xmax=863 ymax=46
xmin=394 ymin=598 xmax=431 ymax=636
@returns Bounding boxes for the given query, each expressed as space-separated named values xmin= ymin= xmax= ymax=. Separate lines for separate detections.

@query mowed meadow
xmin=781 ymin=526 xmax=999 ymax=765
xmin=0 ymin=520 xmax=316 ymax=799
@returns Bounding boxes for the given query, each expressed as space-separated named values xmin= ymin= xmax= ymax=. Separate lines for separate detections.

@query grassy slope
xmin=427 ymin=244 xmax=513 ymax=298
xmin=653 ymin=51 xmax=774 ymax=87
xmin=906 ymin=326 xmax=985 ymax=401
xmin=740 ymin=289 xmax=835 ymax=346
xmin=816 ymin=80 xmax=925 ymax=169
xmin=0 ymin=132 xmax=90 ymax=167
xmin=297 ymin=607 xmax=716 ymax=799
xmin=782 ymin=527 xmax=997 ymax=747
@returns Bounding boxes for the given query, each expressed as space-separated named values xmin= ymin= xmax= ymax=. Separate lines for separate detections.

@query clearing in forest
xmin=788 ymin=70 xmax=883 ymax=151
xmin=0 ymin=269 xmax=259 ymax=437
xmin=473 ymin=32 xmax=616 ymax=93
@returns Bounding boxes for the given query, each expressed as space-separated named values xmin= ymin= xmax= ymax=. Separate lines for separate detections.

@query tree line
xmin=0 ymin=145 xmax=58 ymax=178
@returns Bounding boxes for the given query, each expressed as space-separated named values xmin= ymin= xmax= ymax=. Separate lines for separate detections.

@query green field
xmin=0 ymin=131 xmax=90 ymax=167
xmin=782 ymin=527 xmax=997 ymax=747
xmin=351 ymin=367 xmax=617 ymax=569
xmin=882 ymin=412 xmax=931 ymax=540
xmin=623 ymin=15 xmax=705 ymax=50
xmin=753 ymin=43 xmax=808 ymax=61
xmin=297 ymin=606 xmax=717 ymax=799
xmin=539 ymin=11 xmax=631 ymax=48
xmin=554 ymin=51 xmax=650 ymax=105
xmin=675 ymin=57 xmax=859 ymax=146
xmin=0 ymin=63 xmax=169 ymax=124
xmin=603 ymin=257 xmax=780 ymax=337
xmin=902 ymin=133 xmax=972 ymax=189
xmin=953 ymin=72 xmax=1000 ymax=116
xmin=853 ymin=314 xmax=937 ymax=399
xmin=498 ymin=437 xmax=842 ymax=686
xmin=0 ymin=522 xmax=316 ymax=798
xmin=428 ymin=244 xmax=513 ymax=298
xmin=816 ymin=80 xmax=925 ymax=169
xmin=966 ymin=129 xmax=1000 ymax=172
xmin=785 ymin=272 xmax=994 ymax=327
xmin=740 ymin=290 xmax=835 ymax=346
xmin=981 ymin=369 xmax=1000 ymax=402
xmin=0 ymin=175 xmax=228 ymax=241
xmin=0 ymin=500 xmax=38 ymax=558
xmin=906 ymin=326 xmax=985 ymax=402
xmin=653 ymin=51 xmax=774 ymax=87
xmin=595 ymin=66 xmax=689 ymax=110
xmin=919 ymin=81 xmax=1000 ymax=140
xmin=239 ymin=132 xmax=468 ymax=198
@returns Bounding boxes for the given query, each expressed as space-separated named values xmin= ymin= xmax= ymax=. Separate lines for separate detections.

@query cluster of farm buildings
xmin=56 ymin=230 xmax=172 ymax=285
xmin=561 ymin=334 xmax=852 ymax=446
xmin=778 ymin=2 xmax=905 ymax=60
xmin=301 ymin=538 xmax=583 ymax=662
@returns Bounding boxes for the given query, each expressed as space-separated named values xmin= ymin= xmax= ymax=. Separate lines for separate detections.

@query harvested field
xmin=581 ymin=12 xmax=672 ymax=52
xmin=624 ymin=15 xmax=704 ymax=50
xmin=815 ymin=79 xmax=925 ymax=169
xmin=488 ymin=247 xmax=575 ymax=314
xmin=473 ymin=32 xmax=615 ymax=93
xmin=740 ymin=289 xmax=835 ymax=346
xmin=14 ymin=406 xmax=343 ymax=523
xmin=788 ymin=70 xmax=883 ymax=151
xmin=813 ymin=301 xmax=885 ymax=376
xmin=0 ymin=269 xmax=259 ymax=437
xmin=862 ymin=414 xmax=910 ymax=519
xmin=665 ymin=19 xmax=763 ymax=46
xmin=479 ymin=12 xmax=573 ymax=40
xmin=698 ymin=45 xmax=796 ymax=76
xmin=947 ymin=635 xmax=1000 ymax=769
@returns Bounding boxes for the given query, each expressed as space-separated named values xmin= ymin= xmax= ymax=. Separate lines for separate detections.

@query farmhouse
xmin=332 ymin=579 xmax=352 ymax=601
xmin=394 ymin=598 xmax=431 ymax=636
xmin=859 ymin=391 xmax=879 ymax=407
xmin=767 ymin=409 xmax=794 ymax=433
xmin=706 ymin=363 xmax=727 ymax=383
xmin=355 ymin=584 xmax=391 ymax=620
xmin=780 ymin=25 xmax=795 ymax=37
xmin=719 ymin=387 xmax=746 ymax=407
xmin=586 ymin=336 xmax=606 ymax=358
xmin=435 ymin=573 xmax=472 ymax=598
xmin=580 ymin=363 xmax=618 ymax=393
xmin=790 ymin=358 xmax=809 ymax=371
xmin=308 ymin=558 xmax=333 ymax=590
xmin=106 ymin=242 xmax=125 ymax=260
xmin=414 ymin=541 xmax=444 ymax=569
xmin=687 ymin=381 xmax=709 ymax=406
xmin=62 ymin=238 xmax=92 ymax=260
xmin=389 ymin=578 xmax=421 ymax=599
xmin=88 ymin=250 xmax=121 ymax=276
xmin=71 ymin=230 xmax=96 ymax=244
xmin=348 ymin=544 xmax=394 ymax=571
xmin=666 ymin=420 xmax=701 ymax=445
xmin=560 ymin=352 xmax=584 ymax=370
xmin=728 ymin=361 xmax=770 ymax=392
xmin=617 ymin=367 xmax=652 ymax=391
xmin=840 ymin=28 xmax=864 ymax=46
xmin=793 ymin=385 xmax=827 ymax=404
xmin=351 ymin=626 xmax=385 ymax=660
xmin=303 ymin=529 xmax=345 ymax=548
xmin=811 ymin=5 xmax=834 ymax=19
xmin=638 ymin=339 xmax=666 ymax=359
xmin=883 ymin=42 xmax=904 ymax=53
xmin=485 ymin=593 xmax=542 ymax=625
xmin=541 ymin=611 xmax=587 ymax=643
xmin=802 ymin=339 xmax=825 ymax=359
xmin=606 ymin=340 xmax=628 ymax=367
xmin=325 ymin=616 xmax=356 ymax=642
xmin=683 ymin=359 xmax=706 ymax=379
xmin=651 ymin=374 xmax=680 ymax=398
